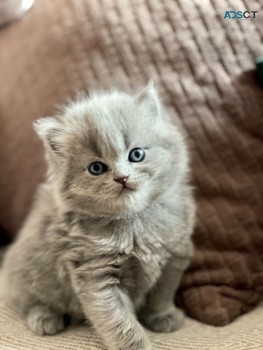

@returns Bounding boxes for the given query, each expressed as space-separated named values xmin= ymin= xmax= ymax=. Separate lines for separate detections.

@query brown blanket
xmin=0 ymin=0 xmax=263 ymax=325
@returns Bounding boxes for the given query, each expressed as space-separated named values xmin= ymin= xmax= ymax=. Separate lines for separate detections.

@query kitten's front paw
xmin=27 ymin=305 xmax=65 ymax=336
xmin=124 ymin=327 xmax=152 ymax=350
xmin=142 ymin=307 xmax=184 ymax=333
xmin=114 ymin=325 xmax=152 ymax=350
xmin=130 ymin=333 xmax=152 ymax=350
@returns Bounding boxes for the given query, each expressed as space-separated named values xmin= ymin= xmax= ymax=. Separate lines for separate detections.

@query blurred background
xmin=0 ymin=0 xmax=263 ymax=327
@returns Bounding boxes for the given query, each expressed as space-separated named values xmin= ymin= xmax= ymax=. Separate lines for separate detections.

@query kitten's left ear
xmin=134 ymin=82 xmax=162 ymax=116
xmin=33 ymin=116 xmax=65 ymax=155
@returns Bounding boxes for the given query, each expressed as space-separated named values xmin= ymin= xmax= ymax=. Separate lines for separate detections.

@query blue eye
xmin=88 ymin=162 xmax=107 ymax=175
xmin=128 ymin=148 xmax=145 ymax=162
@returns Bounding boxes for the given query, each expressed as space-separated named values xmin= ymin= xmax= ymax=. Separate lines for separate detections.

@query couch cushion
xmin=0 ymin=0 xmax=263 ymax=326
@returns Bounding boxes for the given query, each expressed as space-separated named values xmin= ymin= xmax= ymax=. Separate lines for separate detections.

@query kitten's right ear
xmin=134 ymin=82 xmax=162 ymax=117
xmin=33 ymin=116 xmax=64 ymax=155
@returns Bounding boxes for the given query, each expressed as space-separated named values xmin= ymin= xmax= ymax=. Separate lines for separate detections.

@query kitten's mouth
xmin=119 ymin=184 xmax=135 ymax=195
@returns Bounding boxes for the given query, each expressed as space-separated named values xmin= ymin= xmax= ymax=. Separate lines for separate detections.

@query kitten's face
xmin=35 ymin=86 xmax=188 ymax=217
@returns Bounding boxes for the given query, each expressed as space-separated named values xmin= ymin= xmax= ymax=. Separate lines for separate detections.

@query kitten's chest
xmin=117 ymin=238 xmax=168 ymax=309
xmin=68 ymin=216 xmax=170 ymax=290
xmin=132 ymin=238 xmax=167 ymax=283
xmin=95 ymin=217 xmax=170 ymax=276
xmin=114 ymin=226 xmax=169 ymax=300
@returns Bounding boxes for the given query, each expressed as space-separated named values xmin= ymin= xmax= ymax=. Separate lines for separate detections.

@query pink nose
xmin=114 ymin=176 xmax=129 ymax=185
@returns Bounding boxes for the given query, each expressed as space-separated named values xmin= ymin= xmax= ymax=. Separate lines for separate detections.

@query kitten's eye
xmin=88 ymin=162 xmax=107 ymax=175
xmin=128 ymin=148 xmax=145 ymax=163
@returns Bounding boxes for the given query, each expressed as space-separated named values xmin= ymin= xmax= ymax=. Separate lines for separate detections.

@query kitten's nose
xmin=114 ymin=176 xmax=129 ymax=185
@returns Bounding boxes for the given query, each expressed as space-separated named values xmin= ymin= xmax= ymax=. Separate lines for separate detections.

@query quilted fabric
xmin=0 ymin=0 xmax=263 ymax=326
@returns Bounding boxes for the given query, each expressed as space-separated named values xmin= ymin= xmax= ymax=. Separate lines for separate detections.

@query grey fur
xmin=2 ymin=85 xmax=195 ymax=350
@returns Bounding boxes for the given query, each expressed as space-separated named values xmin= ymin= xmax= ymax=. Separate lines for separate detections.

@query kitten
xmin=2 ymin=85 xmax=195 ymax=350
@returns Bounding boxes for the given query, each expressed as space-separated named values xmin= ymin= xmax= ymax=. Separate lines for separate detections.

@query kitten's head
xmin=35 ymin=85 xmax=189 ymax=218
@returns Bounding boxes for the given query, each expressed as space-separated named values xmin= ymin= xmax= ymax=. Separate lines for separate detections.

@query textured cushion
xmin=1 ymin=269 xmax=263 ymax=350
xmin=0 ymin=0 xmax=263 ymax=326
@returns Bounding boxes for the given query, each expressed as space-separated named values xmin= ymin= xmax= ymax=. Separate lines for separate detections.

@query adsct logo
xmin=224 ymin=10 xmax=258 ymax=19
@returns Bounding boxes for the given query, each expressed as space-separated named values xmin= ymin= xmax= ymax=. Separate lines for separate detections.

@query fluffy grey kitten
xmin=3 ymin=85 xmax=195 ymax=350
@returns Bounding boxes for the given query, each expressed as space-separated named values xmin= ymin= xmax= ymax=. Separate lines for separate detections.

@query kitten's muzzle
xmin=114 ymin=176 xmax=135 ymax=194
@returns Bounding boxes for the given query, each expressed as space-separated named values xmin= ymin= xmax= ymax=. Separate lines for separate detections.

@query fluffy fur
xmin=0 ymin=0 xmax=34 ymax=26
xmin=3 ymin=85 xmax=195 ymax=350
